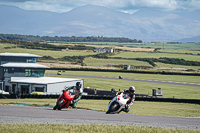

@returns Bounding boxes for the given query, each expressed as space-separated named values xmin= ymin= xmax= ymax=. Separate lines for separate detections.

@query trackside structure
xmin=0 ymin=53 xmax=83 ymax=95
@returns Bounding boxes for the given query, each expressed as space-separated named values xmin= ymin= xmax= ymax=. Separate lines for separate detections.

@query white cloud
xmin=0 ymin=0 xmax=200 ymax=13
xmin=131 ymin=0 xmax=178 ymax=10
xmin=176 ymin=0 xmax=200 ymax=10
xmin=22 ymin=1 xmax=73 ymax=12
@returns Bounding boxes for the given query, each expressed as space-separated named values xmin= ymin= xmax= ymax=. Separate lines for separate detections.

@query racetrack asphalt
xmin=49 ymin=73 xmax=200 ymax=87
xmin=0 ymin=105 xmax=199 ymax=129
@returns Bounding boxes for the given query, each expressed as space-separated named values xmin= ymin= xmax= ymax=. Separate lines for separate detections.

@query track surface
xmin=49 ymin=73 xmax=200 ymax=87
xmin=0 ymin=105 xmax=199 ymax=129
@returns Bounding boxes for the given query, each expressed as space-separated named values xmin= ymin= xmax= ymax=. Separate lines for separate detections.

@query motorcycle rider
xmin=64 ymin=82 xmax=82 ymax=108
xmin=116 ymin=86 xmax=135 ymax=113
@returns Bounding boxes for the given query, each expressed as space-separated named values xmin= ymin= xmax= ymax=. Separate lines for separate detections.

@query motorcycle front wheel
xmin=106 ymin=102 xmax=120 ymax=114
xmin=53 ymin=100 xmax=64 ymax=110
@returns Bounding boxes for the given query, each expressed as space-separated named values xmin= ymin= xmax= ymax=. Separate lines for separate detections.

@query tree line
xmin=0 ymin=39 xmax=95 ymax=51
xmin=0 ymin=34 xmax=142 ymax=43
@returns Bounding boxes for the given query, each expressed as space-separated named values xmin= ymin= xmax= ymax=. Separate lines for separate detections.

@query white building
xmin=93 ymin=48 xmax=114 ymax=53
xmin=0 ymin=53 xmax=83 ymax=95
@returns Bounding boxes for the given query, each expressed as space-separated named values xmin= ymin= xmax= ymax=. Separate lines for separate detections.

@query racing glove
xmin=125 ymin=104 xmax=129 ymax=109
xmin=73 ymin=99 xmax=77 ymax=103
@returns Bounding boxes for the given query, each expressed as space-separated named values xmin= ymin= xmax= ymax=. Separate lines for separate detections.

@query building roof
xmin=10 ymin=77 xmax=82 ymax=85
xmin=0 ymin=63 xmax=50 ymax=68
xmin=0 ymin=53 xmax=42 ymax=58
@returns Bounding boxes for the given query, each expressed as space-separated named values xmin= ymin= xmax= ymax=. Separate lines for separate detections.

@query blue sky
xmin=0 ymin=0 xmax=200 ymax=13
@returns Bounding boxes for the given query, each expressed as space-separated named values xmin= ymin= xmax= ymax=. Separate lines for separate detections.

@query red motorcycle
xmin=53 ymin=89 xmax=75 ymax=110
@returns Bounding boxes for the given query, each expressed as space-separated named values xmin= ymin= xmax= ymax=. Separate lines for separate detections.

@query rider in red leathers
xmin=116 ymin=86 xmax=135 ymax=113
xmin=64 ymin=82 xmax=82 ymax=108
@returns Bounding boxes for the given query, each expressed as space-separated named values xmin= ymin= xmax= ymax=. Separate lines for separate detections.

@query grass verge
xmin=0 ymin=99 xmax=199 ymax=117
xmin=0 ymin=124 xmax=199 ymax=133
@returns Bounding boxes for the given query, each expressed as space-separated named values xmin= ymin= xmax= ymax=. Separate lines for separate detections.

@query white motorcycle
xmin=106 ymin=92 xmax=130 ymax=114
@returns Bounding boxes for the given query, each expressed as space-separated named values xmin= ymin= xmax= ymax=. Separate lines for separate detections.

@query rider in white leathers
xmin=116 ymin=86 xmax=135 ymax=113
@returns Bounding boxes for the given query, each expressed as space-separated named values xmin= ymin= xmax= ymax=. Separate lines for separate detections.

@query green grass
xmin=65 ymin=42 xmax=200 ymax=50
xmin=110 ymin=52 xmax=200 ymax=62
xmin=84 ymin=58 xmax=152 ymax=67
xmin=0 ymin=43 xmax=16 ymax=49
xmin=160 ymin=49 xmax=200 ymax=55
xmin=78 ymin=100 xmax=200 ymax=117
xmin=0 ymin=48 xmax=97 ymax=58
xmin=1 ymin=124 xmax=199 ymax=133
xmin=1 ymin=42 xmax=200 ymax=74
xmin=155 ymin=62 xmax=200 ymax=71
xmin=0 ymin=99 xmax=200 ymax=117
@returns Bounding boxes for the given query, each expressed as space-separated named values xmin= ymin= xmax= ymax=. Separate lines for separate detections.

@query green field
xmin=0 ymin=48 xmax=97 ymax=58
xmin=84 ymin=58 xmax=152 ymax=67
xmin=156 ymin=62 xmax=200 ymax=71
xmin=160 ymin=49 xmax=200 ymax=55
xmin=65 ymin=42 xmax=200 ymax=50
xmin=110 ymin=52 xmax=200 ymax=62
xmin=1 ymin=42 xmax=200 ymax=73
xmin=0 ymin=43 xmax=16 ymax=49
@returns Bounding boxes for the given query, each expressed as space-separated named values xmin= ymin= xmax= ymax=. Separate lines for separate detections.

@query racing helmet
xmin=76 ymin=82 xmax=82 ymax=90
xmin=129 ymin=86 xmax=135 ymax=94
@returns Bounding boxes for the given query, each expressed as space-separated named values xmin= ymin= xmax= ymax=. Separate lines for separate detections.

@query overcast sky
xmin=0 ymin=0 xmax=200 ymax=13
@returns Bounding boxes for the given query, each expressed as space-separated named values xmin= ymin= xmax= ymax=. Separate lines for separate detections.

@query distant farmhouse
xmin=0 ymin=53 xmax=83 ymax=95
xmin=94 ymin=48 xmax=114 ymax=53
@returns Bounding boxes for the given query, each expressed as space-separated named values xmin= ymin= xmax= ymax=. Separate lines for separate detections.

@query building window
xmin=27 ymin=58 xmax=37 ymax=63
xmin=25 ymin=69 xmax=44 ymax=77
xmin=35 ymin=87 xmax=45 ymax=92
xmin=25 ymin=69 xmax=31 ymax=77
xmin=38 ymin=70 xmax=45 ymax=77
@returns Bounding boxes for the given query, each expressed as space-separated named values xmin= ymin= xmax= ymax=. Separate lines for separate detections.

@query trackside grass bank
xmin=0 ymin=99 xmax=200 ymax=117
xmin=0 ymin=124 xmax=199 ymax=133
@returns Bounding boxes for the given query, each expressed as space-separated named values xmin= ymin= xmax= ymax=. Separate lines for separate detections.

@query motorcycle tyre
xmin=106 ymin=102 xmax=120 ymax=114
xmin=53 ymin=105 xmax=58 ymax=110
xmin=53 ymin=100 xmax=64 ymax=110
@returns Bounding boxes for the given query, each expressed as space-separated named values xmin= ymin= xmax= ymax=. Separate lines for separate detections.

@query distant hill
xmin=0 ymin=5 xmax=200 ymax=42
xmin=174 ymin=35 xmax=200 ymax=42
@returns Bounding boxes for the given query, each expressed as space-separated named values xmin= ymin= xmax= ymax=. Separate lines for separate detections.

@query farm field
xmin=160 ymin=49 xmax=200 ymax=54
xmin=84 ymin=58 xmax=152 ymax=67
xmin=64 ymin=42 xmax=200 ymax=50
xmin=155 ymin=62 xmax=200 ymax=71
xmin=1 ymin=42 xmax=200 ymax=73
xmin=0 ymin=43 xmax=15 ymax=49
xmin=0 ymin=47 xmax=97 ymax=58
xmin=110 ymin=51 xmax=200 ymax=62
